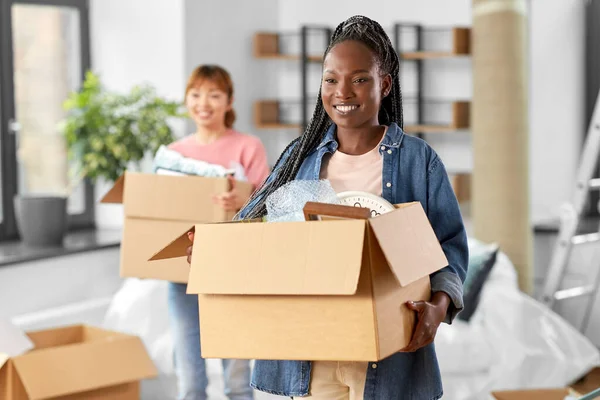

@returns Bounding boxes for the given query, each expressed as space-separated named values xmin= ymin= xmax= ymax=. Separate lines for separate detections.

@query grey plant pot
xmin=13 ymin=195 xmax=67 ymax=246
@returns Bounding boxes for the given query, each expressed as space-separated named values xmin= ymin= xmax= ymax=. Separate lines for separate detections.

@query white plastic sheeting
xmin=102 ymin=278 xmax=177 ymax=399
xmin=438 ymin=249 xmax=600 ymax=399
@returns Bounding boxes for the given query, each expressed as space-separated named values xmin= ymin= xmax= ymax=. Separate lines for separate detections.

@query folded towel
xmin=152 ymin=145 xmax=247 ymax=181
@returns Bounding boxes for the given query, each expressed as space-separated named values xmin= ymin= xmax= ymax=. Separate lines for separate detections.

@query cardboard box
xmin=571 ymin=367 xmax=600 ymax=396
xmin=101 ymin=171 xmax=254 ymax=283
xmin=491 ymin=367 xmax=600 ymax=399
xmin=151 ymin=201 xmax=449 ymax=361
xmin=491 ymin=388 xmax=579 ymax=400
xmin=0 ymin=324 xmax=158 ymax=400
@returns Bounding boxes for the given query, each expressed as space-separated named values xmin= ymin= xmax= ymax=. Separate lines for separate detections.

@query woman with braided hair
xmin=187 ymin=15 xmax=467 ymax=400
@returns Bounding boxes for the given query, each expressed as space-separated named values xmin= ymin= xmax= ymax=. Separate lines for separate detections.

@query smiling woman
xmin=225 ymin=15 xmax=468 ymax=400
xmin=184 ymin=65 xmax=236 ymax=131
xmin=321 ymin=41 xmax=391 ymax=153
xmin=159 ymin=64 xmax=270 ymax=400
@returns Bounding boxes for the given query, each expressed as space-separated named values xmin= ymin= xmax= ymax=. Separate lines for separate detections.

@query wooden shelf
xmin=256 ymin=122 xmax=302 ymax=130
xmin=404 ymin=125 xmax=456 ymax=133
xmin=450 ymin=173 xmax=471 ymax=204
xmin=254 ymin=100 xmax=301 ymax=130
xmin=255 ymin=100 xmax=470 ymax=132
xmin=400 ymin=27 xmax=471 ymax=59
xmin=404 ymin=101 xmax=470 ymax=133
xmin=253 ymin=33 xmax=323 ymax=63
xmin=401 ymin=51 xmax=468 ymax=60
xmin=255 ymin=54 xmax=323 ymax=63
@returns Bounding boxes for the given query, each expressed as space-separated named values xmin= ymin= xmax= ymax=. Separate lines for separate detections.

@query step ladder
xmin=540 ymin=88 xmax=600 ymax=333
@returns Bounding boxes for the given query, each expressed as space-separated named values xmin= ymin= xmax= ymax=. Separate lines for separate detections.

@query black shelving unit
xmin=253 ymin=26 xmax=332 ymax=133
xmin=392 ymin=23 xmax=471 ymax=138
xmin=300 ymin=25 xmax=332 ymax=131
xmin=394 ymin=23 xmax=424 ymax=139
xmin=392 ymin=23 xmax=472 ymax=204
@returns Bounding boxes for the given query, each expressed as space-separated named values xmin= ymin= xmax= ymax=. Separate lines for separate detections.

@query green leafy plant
xmin=61 ymin=71 xmax=185 ymax=187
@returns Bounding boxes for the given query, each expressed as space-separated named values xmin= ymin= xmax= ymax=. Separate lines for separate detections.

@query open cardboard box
xmin=0 ymin=323 xmax=157 ymax=400
xmin=491 ymin=389 xmax=577 ymax=400
xmin=150 ymin=201 xmax=449 ymax=361
xmin=491 ymin=367 xmax=600 ymax=400
xmin=101 ymin=171 xmax=253 ymax=282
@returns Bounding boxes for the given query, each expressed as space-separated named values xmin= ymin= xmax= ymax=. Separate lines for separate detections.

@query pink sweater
xmin=167 ymin=130 xmax=270 ymax=189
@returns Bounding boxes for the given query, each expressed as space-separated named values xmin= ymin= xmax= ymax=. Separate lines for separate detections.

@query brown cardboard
xmin=571 ymin=367 xmax=600 ymax=395
xmin=491 ymin=367 xmax=600 ymax=399
xmin=491 ymin=388 xmax=575 ymax=400
xmin=152 ymin=201 xmax=449 ymax=361
xmin=0 ymin=325 xmax=157 ymax=400
xmin=101 ymin=171 xmax=254 ymax=282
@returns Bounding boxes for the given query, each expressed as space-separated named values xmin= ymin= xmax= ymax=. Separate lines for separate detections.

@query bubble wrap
xmin=265 ymin=180 xmax=340 ymax=222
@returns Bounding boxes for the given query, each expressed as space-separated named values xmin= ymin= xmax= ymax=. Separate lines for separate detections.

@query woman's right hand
xmin=186 ymin=231 xmax=194 ymax=264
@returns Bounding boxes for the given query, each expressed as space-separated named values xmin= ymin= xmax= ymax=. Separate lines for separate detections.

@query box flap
xmin=12 ymin=333 xmax=157 ymax=399
xmin=99 ymin=174 xmax=125 ymax=204
xmin=0 ymin=353 xmax=8 ymax=370
xmin=123 ymin=219 xmax=194 ymax=282
xmin=187 ymin=219 xmax=367 ymax=295
xmin=369 ymin=202 xmax=448 ymax=286
xmin=25 ymin=325 xmax=84 ymax=350
xmin=0 ymin=318 xmax=34 ymax=369
xmin=491 ymin=388 xmax=571 ymax=400
xmin=149 ymin=226 xmax=195 ymax=261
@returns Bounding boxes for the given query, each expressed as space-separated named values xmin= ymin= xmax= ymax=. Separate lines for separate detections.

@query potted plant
xmin=14 ymin=71 xmax=185 ymax=246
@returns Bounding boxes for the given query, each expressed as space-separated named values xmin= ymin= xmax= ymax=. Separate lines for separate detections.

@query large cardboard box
xmin=0 ymin=324 xmax=158 ymax=400
xmin=151 ymin=201 xmax=449 ymax=361
xmin=101 ymin=171 xmax=253 ymax=282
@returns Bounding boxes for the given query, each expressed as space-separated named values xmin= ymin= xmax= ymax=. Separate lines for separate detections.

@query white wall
xmin=0 ymin=249 xmax=122 ymax=331
xmin=529 ymin=0 xmax=585 ymax=223
xmin=183 ymin=0 xmax=280 ymax=163
xmin=90 ymin=0 xmax=187 ymax=229
xmin=89 ymin=0 xmax=185 ymax=102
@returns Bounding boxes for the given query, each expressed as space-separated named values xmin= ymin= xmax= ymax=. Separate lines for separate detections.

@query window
xmin=0 ymin=0 xmax=93 ymax=241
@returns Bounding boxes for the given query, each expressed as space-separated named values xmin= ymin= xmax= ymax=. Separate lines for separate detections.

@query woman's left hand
xmin=401 ymin=291 xmax=451 ymax=352
xmin=213 ymin=175 xmax=245 ymax=211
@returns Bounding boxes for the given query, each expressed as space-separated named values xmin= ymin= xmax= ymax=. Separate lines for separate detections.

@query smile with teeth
xmin=196 ymin=110 xmax=213 ymax=118
xmin=335 ymin=105 xmax=359 ymax=113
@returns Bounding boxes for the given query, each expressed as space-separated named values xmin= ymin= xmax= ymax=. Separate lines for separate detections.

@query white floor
xmin=141 ymin=360 xmax=279 ymax=400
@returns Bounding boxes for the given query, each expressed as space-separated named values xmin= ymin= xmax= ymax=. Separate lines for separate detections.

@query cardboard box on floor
xmin=101 ymin=171 xmax=254 ymax=283
xmin=491 ymin=367 xmax=600 ymax=400
xmin=151 ymin=201 xmax=449 ymax=361
xmin=491 ymin=389 xmax=574 ymax=400
xmin=0 ymin=323 xmax=157 ymax=400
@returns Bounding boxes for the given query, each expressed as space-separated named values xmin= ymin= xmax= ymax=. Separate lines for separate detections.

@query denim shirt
xmin=238 ymin=122 xmax=468 ymax=400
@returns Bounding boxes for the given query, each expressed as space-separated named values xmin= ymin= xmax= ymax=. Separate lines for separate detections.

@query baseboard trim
xmin=12 ymin=296 xmax=113 ymax=331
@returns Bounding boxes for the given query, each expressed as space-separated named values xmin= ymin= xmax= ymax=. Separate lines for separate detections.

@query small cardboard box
xmin=491 ymin=388 xmax=578 ymax=400
xmin=491 ymin=367 xmax=600 ymax=399
xmin=0 ymin=324 xmax=158 ymax=400
xmin=151 ymin=201 xmax=449 ymax=361
xmin=101 ymin=171 xmax=253 ymax=282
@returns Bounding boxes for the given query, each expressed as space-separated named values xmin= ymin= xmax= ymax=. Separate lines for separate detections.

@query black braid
xmin=240 ymin=15 xmax=403 ymax=220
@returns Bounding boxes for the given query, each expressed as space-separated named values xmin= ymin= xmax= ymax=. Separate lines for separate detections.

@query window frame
xmin=0 ymin=0 xmax=94 ymax=242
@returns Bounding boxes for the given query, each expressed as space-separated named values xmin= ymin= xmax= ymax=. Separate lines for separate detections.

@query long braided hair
xmin=241 ymin=15 xmax=404 ymax=220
